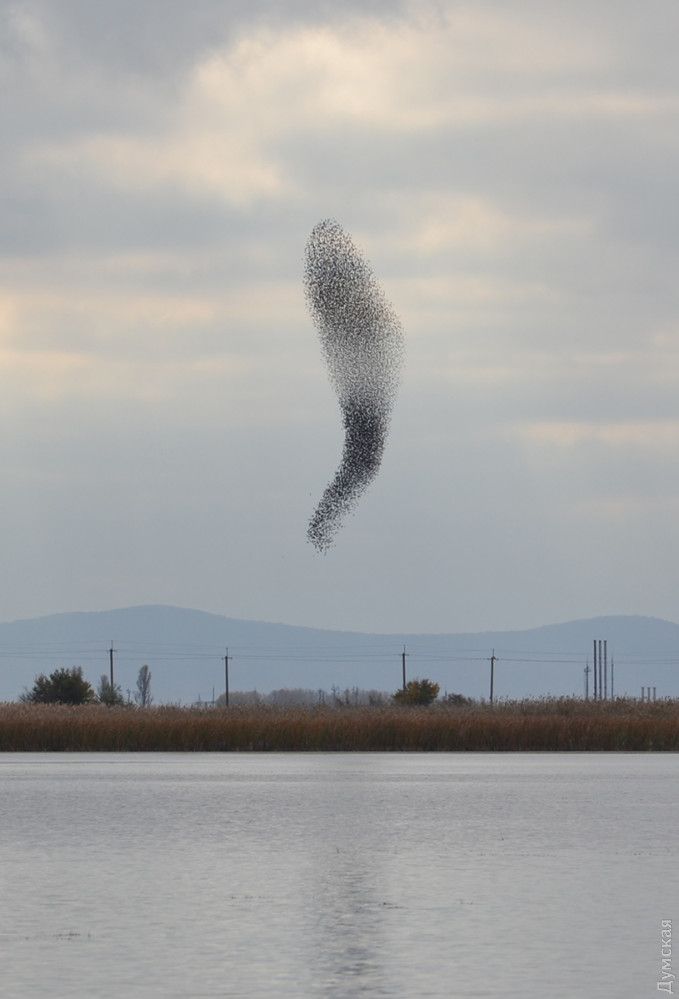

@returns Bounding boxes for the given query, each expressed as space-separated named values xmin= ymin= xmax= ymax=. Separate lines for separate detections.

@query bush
xmin=441 ymin=692 xmax=473 ymax=706
xmin=393 ymin=679 xmax=440 ymax=706
xmin=20 ymin=667 xmax=95 ymax=705
xmin=97 ymin=675 xmax=125 ymax=707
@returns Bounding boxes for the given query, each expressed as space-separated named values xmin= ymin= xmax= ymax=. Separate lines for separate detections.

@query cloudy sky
xmin=2 ymin=0 xmax=679 ymax=633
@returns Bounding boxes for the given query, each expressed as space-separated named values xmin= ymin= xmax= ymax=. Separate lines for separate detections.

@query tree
xmin=97 ymin=674 xmax=125 ymax=707
xmin=20 ymin=667 xmax=95 ymax=705
xmin=134 ymin=664 xmax=153 ymax=707
xmin=393 ymin=678 xmax=440 ymax=706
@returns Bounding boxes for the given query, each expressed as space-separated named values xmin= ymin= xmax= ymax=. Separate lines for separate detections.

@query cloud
xmin=515 ymin=420 xmax=679 ymax=450
xmin=1 ymin=0 xmax=679 ymax=629
xmin=25 ymin=7 xmax=674 ymax=212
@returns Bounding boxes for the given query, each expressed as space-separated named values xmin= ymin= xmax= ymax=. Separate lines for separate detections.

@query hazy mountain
xmin=1 ymin=605 xmax=678 ymax=703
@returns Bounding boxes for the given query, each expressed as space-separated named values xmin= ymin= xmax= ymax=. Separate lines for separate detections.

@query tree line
xmin=20 ymin=665 xmax=153 ymax=707
xmin=17 ymin=667 xmax=469 ymax=708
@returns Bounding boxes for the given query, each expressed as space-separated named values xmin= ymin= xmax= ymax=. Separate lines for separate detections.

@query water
xmin=0 ymin=753 xmax=676 ymax=998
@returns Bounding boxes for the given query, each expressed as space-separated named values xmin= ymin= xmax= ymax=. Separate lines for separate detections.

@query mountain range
xmin=1 ymin=605 xmax=678 ymax=703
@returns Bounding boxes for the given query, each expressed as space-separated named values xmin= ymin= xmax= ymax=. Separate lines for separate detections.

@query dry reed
xmin=0 ymin=698 xmax=678 ymax=751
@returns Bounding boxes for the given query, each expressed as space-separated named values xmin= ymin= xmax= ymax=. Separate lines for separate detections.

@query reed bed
xmin=1 ymin=698 xmax=678 ymax=751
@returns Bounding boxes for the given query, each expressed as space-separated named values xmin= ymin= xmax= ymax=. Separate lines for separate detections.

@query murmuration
xmin=304 ymin=219 xmax=403 ymax=551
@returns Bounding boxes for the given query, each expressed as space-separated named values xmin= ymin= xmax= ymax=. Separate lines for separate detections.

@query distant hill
xmin=1 ymin=605 xmax=678 ymax=703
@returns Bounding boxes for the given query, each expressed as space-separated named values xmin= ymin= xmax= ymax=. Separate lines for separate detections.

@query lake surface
xmin=0 ymin=753 xmax=676 ymax=998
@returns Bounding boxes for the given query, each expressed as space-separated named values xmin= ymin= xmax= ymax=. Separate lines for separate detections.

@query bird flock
xmin=304 ymin=219 xmax=403 ymax=551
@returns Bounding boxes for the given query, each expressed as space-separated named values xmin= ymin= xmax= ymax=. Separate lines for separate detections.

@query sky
xmin=1 ymin=0 xmax=679 ymax=634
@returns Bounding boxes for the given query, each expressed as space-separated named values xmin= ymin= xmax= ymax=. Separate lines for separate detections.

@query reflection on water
xmin=309 ymin=838 xmax=392 ymax=994
xmin=0 ymin=753 xmax=676 ymax=998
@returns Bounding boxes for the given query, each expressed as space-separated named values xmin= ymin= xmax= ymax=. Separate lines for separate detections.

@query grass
xmin=1 ymin=698 xmax=678 ymax=751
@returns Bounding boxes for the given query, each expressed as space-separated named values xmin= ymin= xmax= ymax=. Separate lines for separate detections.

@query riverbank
xmin=1 ymin=699 xmax=677 ymax=751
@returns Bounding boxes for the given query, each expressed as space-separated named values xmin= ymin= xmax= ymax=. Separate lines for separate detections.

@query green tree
xmin=20 ymin=667 xmax=95 ymax=705
xmin=97 ymin=674 xmax=125 ymax=707
xmin=393 ymin=678 xmax=440 ymax=706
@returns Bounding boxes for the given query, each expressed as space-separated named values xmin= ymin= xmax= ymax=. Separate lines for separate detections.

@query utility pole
xmin=109 ymin=642 xmax=116 ymax=689
xmin=489 ymin=650 xmax=497 ymax=704
xmin=598 ymin=640 xmax=603 ymax=701
xmin=610 ymin=657 xmax=614 ymax=699
xmin=593 ymin=641 xmax=598 ymax=700
xmin=401 ymin=645 xmax=408 ymax=692
xmin=584 ymin=661 xmax=590 ymax=700
xmin=603 ymin=640 xmax=608 ymax=701
xmin=224 ymin=648 xmax=230 ymax=708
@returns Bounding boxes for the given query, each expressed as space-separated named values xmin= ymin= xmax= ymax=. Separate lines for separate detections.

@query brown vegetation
xmin=0 ymin=698 xmax=678 ymax=751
